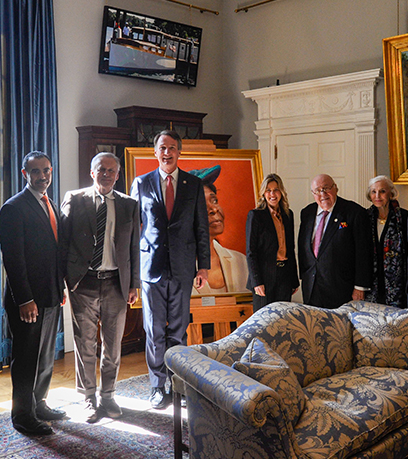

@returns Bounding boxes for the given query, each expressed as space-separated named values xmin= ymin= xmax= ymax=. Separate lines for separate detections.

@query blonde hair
xmin=366 ymin=175 xmax=398 ymax=201
xmin=257 ymin=173 xmax=290 ymax=216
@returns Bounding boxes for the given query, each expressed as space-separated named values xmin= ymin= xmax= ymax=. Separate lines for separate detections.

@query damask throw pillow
xmin=232 ymin=338 xmax=306 ymax=427
xmin=350 ymin=310 xmax=408 ymax=369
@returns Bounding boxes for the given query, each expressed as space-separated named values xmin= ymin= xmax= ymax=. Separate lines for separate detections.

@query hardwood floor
xmin=0 ymin=351 xmax=148 ymax=407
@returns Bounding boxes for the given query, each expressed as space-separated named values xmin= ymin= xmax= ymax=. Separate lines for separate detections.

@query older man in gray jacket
xmin=61 ymin=152 xmax=139 ymax=423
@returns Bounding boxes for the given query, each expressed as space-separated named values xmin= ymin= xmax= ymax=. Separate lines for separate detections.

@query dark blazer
xmin=60 ymin=187 xmax=140 ymax=301
xmin=246 ymin=207 xmax=299 ymax=292
xmin=0 ymin=187 xmax=64 ymax=310
xmin=131 ymin=168 xmax=210 ymax=285
xmin=298 ymin=196 xmax=372 ymax=308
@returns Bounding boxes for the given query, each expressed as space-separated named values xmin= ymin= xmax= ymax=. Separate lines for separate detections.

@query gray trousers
xmin=142 ymin=272 xmax=192 ymax=388
xmin=69 ymin=273 xmax=127 ymax=399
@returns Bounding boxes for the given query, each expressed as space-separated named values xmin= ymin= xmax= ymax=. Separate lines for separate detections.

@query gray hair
xmin=366 ymin=175 xmax=398 ymax=201
xmin=90 ymin=152 xmax=120 ymax=172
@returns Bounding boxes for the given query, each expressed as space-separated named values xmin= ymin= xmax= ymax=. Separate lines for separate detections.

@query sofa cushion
xmin=191 ymin=302 xmax=355 ymax=386
xmin=296 ymin=366 xmax=408 ymax=459
xmin=232 ymin=338 xmax=306 ymax=427
xmin=350 ymin=309 xmax=408 ymax=369
xmin=255 ymin=304 xmax=354 ymax=387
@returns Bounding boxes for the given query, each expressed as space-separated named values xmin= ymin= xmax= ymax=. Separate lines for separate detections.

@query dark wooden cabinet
xmin=202 ymin=133 xmax=232 ymax=149
xmin=77 ymin=106 xmax=231 ymax=354
xmin=114 ymin=105 xmax=207 ymax=147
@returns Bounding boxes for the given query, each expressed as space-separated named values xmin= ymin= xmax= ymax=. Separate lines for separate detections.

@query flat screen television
xmin=98 ymin=6 xmax=202 ymax=87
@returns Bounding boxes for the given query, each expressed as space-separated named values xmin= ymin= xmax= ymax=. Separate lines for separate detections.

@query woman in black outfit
xmin=365 ymin=175 xmax=408 ymax=308
xmin=246 ymin=173 xmax=299 ymax=312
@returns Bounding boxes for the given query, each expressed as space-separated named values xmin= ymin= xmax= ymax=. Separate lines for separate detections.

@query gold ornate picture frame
xmin=383 ymin=33 xmax=408 ymax=183
xmin=125 ymin=145 xmax=263 ymax=303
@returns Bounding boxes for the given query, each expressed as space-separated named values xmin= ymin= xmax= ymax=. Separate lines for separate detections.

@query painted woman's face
xmin=204 ymin=186 xmax=225 ymax=237
xmin=264 ymin=181 xmax=282 ymax=210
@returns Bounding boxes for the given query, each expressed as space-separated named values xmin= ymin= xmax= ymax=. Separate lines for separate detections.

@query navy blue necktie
xmin=90 ymin=197 xmax=107 ymax=270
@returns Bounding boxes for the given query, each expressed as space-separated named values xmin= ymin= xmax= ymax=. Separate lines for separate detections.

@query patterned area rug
xmin=0 ymin=374 xmax=188 ymax=458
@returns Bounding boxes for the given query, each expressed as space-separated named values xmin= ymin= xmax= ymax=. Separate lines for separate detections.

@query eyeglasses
xmin=311 ymin=183 xmax=336 ymax=195
xmin=96 ymin=167 xmax=117 ymax=175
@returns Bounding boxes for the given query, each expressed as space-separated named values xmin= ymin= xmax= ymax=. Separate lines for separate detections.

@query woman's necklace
xmin=378 ymin=215 xmax=387 ymax=224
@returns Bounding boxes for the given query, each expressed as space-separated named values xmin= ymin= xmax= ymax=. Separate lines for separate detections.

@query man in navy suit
xmin=298 ymin=174 xmax=372 ymax=309
xmin=0 ymin=152 xmax=65 ymax=435
xmin=131 ymin=130 xmax=210 ymax=409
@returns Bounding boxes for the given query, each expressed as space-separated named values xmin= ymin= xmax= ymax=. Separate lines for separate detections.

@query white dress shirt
xmin=93 ymin=188 xmax=117 ymax=271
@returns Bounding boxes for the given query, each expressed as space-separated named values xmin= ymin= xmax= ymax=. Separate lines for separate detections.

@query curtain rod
xmin=235 ymin=0 xmax=277 ymax=13
xmin=164 ymin=0 xmax=219 ymax=15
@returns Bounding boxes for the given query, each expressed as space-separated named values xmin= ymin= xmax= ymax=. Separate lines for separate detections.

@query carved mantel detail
xmin=242 ymin=69 xmax=383 ymax=204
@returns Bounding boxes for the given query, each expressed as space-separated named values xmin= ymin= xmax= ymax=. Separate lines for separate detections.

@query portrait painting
xmin=383 ymin=33 xmax=408 ymax=182
xmin=125 ymin=146 xmax=263 ymax=301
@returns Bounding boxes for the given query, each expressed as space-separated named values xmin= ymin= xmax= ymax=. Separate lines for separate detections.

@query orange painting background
xmin=133 ymin=157 xmax=257 ymax=255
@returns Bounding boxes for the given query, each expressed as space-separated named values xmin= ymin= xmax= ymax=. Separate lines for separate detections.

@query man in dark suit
xmin=131 ymin=130 xmax=210 ymax=409
xmin=298 ymin=174 xmax=372 ymax=309
xmin=0 ymin=151 xmax=65 ymax=435
xmin=61 ymin=152 xmax=139 ymax=423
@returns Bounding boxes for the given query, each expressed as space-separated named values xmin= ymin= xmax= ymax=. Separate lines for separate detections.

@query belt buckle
xmin=277 ymin=261 xmax=285 ymax=268
xmin=96 ymin=271 xmax=105 ymax=280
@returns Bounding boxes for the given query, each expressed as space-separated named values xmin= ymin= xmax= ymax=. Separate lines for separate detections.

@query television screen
xmin=98 ymin=6 xmax=202 ymax=87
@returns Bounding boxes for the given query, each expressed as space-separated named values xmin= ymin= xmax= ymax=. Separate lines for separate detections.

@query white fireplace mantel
xmin=242 ymin=69 xmax=383 ymax=204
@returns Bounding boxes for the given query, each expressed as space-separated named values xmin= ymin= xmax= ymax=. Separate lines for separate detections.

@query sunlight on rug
xmin=0 ymin=374 xmax=188 ymax=459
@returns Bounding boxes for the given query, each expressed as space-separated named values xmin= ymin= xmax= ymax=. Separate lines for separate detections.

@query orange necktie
xmin=41 ymin=195 xmax=58 ymax=242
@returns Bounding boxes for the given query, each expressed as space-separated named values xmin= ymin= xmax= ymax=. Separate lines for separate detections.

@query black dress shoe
xmin=13 ymin=417 xmax=54 ymax=435
xmin=36 ymin=403 xmax=66 ymax=421
xmin=150 ymin=387 xmax=170 ymax=410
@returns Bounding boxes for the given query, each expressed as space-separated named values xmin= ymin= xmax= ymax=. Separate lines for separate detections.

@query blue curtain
xmin=0 ymin=0 xmax=64 ymax=365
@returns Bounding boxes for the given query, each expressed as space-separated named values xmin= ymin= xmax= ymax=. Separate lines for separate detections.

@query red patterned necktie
xmin=313 ymin=210 xmax=329 ymax=257
xmin=41 ymin=195 xmax=58 ymax=242
xmin=166 ymin=175 xmax=174 ymax=220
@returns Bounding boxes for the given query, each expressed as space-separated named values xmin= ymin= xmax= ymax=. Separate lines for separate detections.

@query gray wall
xmin=54 ymin=0 xmax=408 ymax=350
xmin=55 ymin=0 xmax=408 ymax=200
xmin=219 ymin=0 xmax=408 ymax=201
xmin=54 ymin=0 xmax=223 ymax=196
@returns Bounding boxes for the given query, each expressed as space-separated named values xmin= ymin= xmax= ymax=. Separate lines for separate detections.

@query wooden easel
xmin=187 ymin=296 xmax=253 ymax=345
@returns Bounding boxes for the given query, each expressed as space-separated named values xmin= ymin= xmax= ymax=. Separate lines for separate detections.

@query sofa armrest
xmin=165 ymin=344 xmax=289 ymax=429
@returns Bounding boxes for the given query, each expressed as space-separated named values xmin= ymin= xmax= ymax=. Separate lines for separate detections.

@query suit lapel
xmin=262 ymin=207 xmax=278 ymax=238
xmin=172 ymin=169 xmax=188 ymax=219
xmin=23 ymin=188 xmax=56 ymax=241
xmin=82 ymin=188 xmax=97 ymax=234
xmin=151 ymin=169 xmax=163 ymax=201
xmin=281 ymin=210 xmax=292 ymax=240
xmin=148 ymin=169 xmax=167 ymax=219
xmin=305 ymin=204 xmax=317 ymax=250
xmin=113 ymin=191 xmax=125 ymax=245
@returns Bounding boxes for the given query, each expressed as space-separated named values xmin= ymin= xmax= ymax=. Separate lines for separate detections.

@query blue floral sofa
xmin=165 ymin=301 xmax=408 ymax=459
